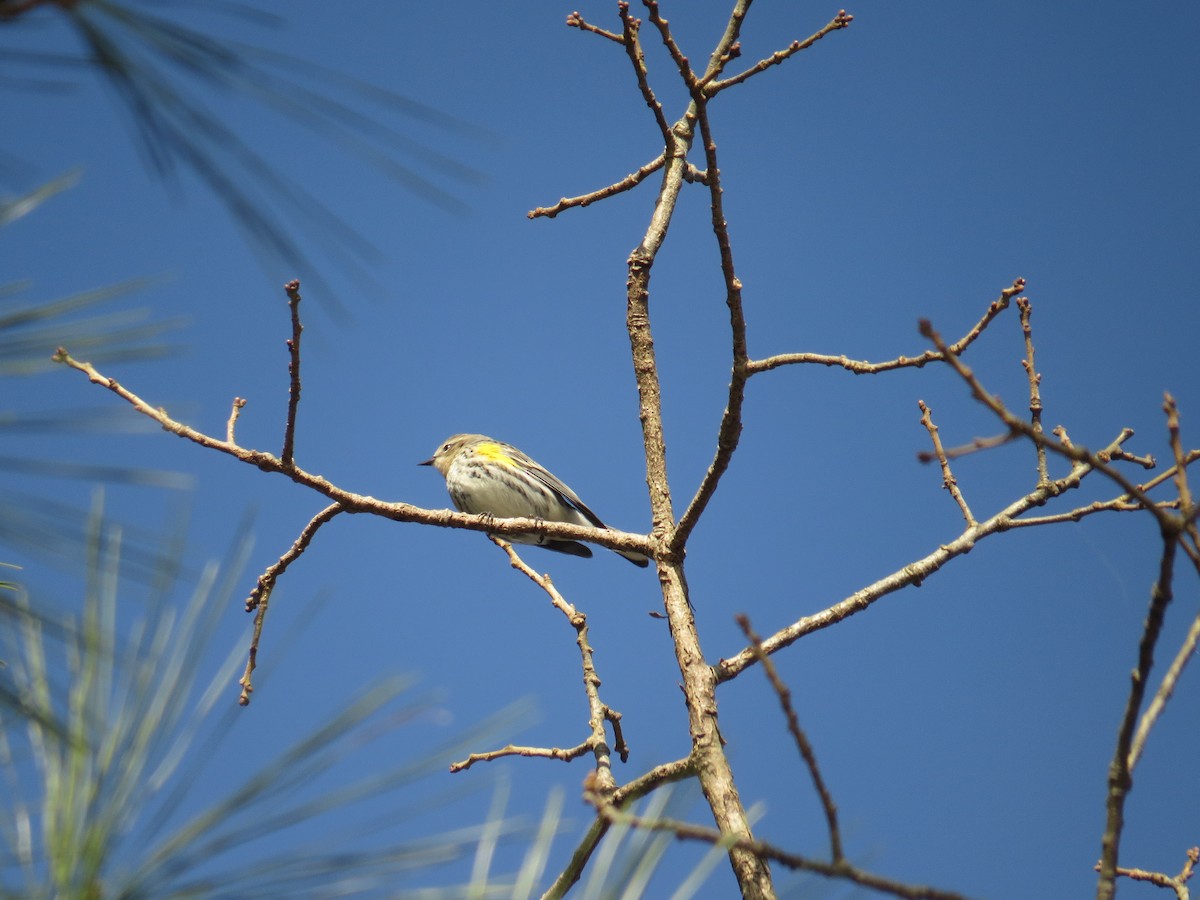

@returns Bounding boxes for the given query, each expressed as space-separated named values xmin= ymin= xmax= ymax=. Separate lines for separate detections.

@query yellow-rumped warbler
xmin=420 ymin=434 xmax=649 ymax=567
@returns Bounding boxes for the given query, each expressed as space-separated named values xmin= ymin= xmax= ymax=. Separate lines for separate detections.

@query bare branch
xmin=1000 ymin=498 xmax=1178 ymax=528
xmin=917 ymin=431 xmax=1016 ymax=464
xmin=450 ymin=740 xmax=593 ymax=773
xmin=642 ymin=1 xmax=698 ymax=89
xmin=474 ymin=538 xmax=623 ymax=791
xmin=749 ymin=279 xmax=1025 ymax=376
xmin=672 ymin=58 xmax=750 ymax=551
xmin=225 ymin=396 xmax=246 ymax=444
xmin=918 ymin=400 xmax=975 ymax=527
xmin=527 ymin=153 xmax=666 ymax=219
xmin=611 ymin=755 xmax=696 ymax=805
xmin=1096 ymin=845 xmax=1198 ymax=900
xmin=717 ymin=428 xmax=1133 ymax=682
xmin=1097 ymin=533 xmax=1177 ymax=899
xmin=281 ymin=279 xmax=303 ymax=468
xmin=54 ymin=346 xmax=656 ymax=558
xmin=1129 ymin=606 xmax=1200 ymax=772
xmin=544 ymin=756 xmax=697 ymax=899
xmin=238 ymin=502 xmax=344 ymax=704
xmin=586 ymin=788 xmax=970 ymax=900
xmin=1016 ymin=297 xmax=1049 ymax=486
xmin=737 ymin=615 xmax=843 ymax=863
xmin=1165 ymin=393 xmax=1200 ymax=562
xmin=620 ymin=2 xmax=776 ymax=892
xmin=1106 ymin=447 xmax=1157 ymax=470
xmin=919 ymin=319 xmax=1169 ymax=526
xmin=619 ymin=3 xmax=675 ymax=148
xmin=706 ymin=9 xmax=854 ymax=95
xmin=566 ymin=10 xmax=624 ymax=44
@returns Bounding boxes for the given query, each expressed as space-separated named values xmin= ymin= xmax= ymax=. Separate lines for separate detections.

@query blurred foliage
xmin=0 ymin=0 xmax=488 ymax=306
xmin=0 ymin=499 xmax=531 ymax=897
xmin=0 ymin=278 xmax=182 ymax=375
xmin=0 ymin=499 xmax=720 ymax=897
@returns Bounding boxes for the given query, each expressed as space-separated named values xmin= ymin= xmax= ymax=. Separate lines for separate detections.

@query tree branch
xmin=748 ymin=278 xmax=1024 ymax=376
xmin=1097 ymin=531 xmax=1177 ymax=899
xmin=737 ymin=615 xmax=843 ymax=863
xmin=717 ymin=428 xmax=1132 ymax=682
xmin=704 ymin=10 xmax=854 ymax=95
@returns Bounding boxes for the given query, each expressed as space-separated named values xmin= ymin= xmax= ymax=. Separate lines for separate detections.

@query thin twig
xmin=1001 ymin=498 xmax=1178 ymax=528
xmin=917 ymin=431 xmax=1016 ymax=463
xmin=1016 ymin=297 xmax=1050 ymax=486
xmin=1096 ymin=845 xmax=1198 ymax=900
xmin=239 ymin=502 xmax=344 ymax=704
xmin=542 ymin=816 xmax=611 ymax=900
xmin=749 ymin=278 xmax=1025 ymax=376
xmin=586 ymin=791 xmax=969 ymax=900
xmin=281 ymin=279 xmax=303 ymax=469
xmin=620 ymin=2 xmax=674 ymax=148
xmin=918 ymin=400 xmax=975 ymax=527
xmin=52 ymin=347 xmax=654 ymax=558
xmin=1165 ymin=393 xmax=1200 ymax=561
xmin=450 ymin=741 xmax=593 ymax=773
xmin=919 ymin=319 xmax=1168 ymax=527
xmin=737 ymin=614 xmax=843 ymax=863
xmin=611 ymin=755 xmax=696 ymax=804
xmin=705 ymin=10 xmax=854 ymax=95
xmin=671 ymin=56 xmax=749 ymax=551
xmin=717 ymin=428 xmax=1133 ymax=682
xmin=468 ymin=538 xmax=622 ymax=792
xmin=528 ymin=153 xmax=666 ymax=219
xmin=543 ymin=756 xmax=697 ymax=899
xmin=1097 ymin=533 xmax=1177 ymax=899
xmin=642 ymin=1 xmax=697 ymax=90
xmin=566 ymin=10 xmax=624 ymax=44
xmin=604 ymin=705 xmax=630 ymax=764
xmin=1106 ymin=447 xmax=1157 ymax=470
xmin=1129 ymin=606 xmax=1200 ymax=771
xmin=225 ymin=396 xmax=246 ymax=444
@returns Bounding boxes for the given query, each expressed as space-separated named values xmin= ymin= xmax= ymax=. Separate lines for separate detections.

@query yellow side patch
xmin=473 ymin=442 xmax=519 ymax=467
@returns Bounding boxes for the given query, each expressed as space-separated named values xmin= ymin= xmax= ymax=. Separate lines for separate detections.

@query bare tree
xmin=50 ymin=3 xmax=1198 ymax=898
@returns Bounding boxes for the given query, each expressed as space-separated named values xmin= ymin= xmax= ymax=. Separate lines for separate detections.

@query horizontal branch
xmin=565 ymin=10 xmax=624 ymax=44
xmin=528 ymin=153 xmax=666 ymax=219
xmin=52 ymin=347 xmax=654 ymax=560
xmin=588 ymin=795 xmax=969 ymax=900
xmin=716 ymin=428 xmax=1130 ymax=682
xmin=450 ymin=740 xmax=592 ymax=773
xmin=748 ymin=279 xmax=1024 ymax=377
xmin=918 ymin=322 xmax=1170 ymax=529
xmin=705 ymin=9 xmax=854 ymax=95
xmin=1001 ymin=498 xmax=1177 ymax=528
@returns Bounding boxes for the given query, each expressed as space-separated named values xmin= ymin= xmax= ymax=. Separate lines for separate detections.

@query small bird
xmin=420 ymin=433 xmax=649 ymax=567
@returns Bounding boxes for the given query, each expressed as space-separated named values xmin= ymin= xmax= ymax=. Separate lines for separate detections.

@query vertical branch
xmin=1097 ymin=532 xmax=1177 ymax=898
xmin=1016 ymin=297 xmax=1049 ymax=486
xmin=226 ymin=396 xmax=246 ymax=444
xmin=672 ymin=64 xmax=748 ymax=550
xmin=738 ymin=615 xmax=843 ymax=864
xmin=1128 ymin=607 xmax=1200 ymax=771
xmin=239 ymin=502 xmax=343 ymax=705
xmin=624 ymin=4 xmax=777 ymax=896
xmin=918 ymin=400 xmax=975 ymax=527
xmin=281 ymin=279 xmax=303 ymax=468
xmin=619 ymin=3 xmax=675 ymax=149
xmin=1164 ymin=393 xmax=1199 ymax=556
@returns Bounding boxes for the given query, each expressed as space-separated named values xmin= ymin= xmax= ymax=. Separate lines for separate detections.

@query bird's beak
xmin=418 ymin=457 xmax=434 ymax=467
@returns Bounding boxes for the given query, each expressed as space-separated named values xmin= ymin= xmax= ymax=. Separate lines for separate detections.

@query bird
xmin=420 ymin=433 xmax=649 ymax=567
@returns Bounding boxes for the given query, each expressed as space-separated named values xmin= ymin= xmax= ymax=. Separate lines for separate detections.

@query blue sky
xmin=4 ymin=1 xmax=1199 ymax=896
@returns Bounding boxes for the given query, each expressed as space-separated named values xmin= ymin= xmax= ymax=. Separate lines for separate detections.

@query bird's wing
xmin=522 ymin=456 xmax=607 ymax=528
